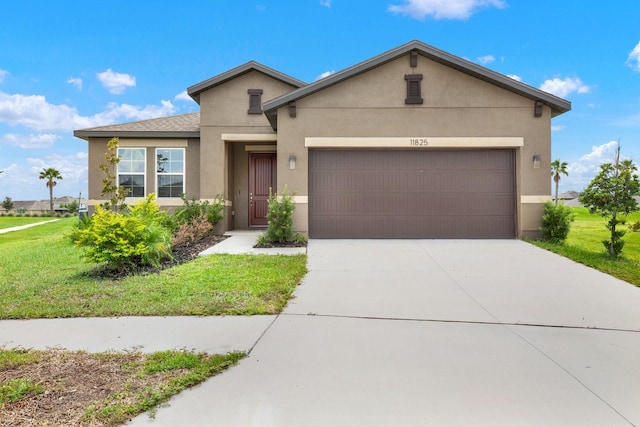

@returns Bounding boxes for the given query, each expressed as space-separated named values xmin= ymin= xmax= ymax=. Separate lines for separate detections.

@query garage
xmin=308 ymin=149 xmax=516 ymax=239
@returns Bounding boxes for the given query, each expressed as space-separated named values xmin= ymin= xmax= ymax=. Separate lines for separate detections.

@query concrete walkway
xmin=0 ymin=219 xmax=60 ymax=234
xmin=3 ymin=238 xmax=640 ymax=426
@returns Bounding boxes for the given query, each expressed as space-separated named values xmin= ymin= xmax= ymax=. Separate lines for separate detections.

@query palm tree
xmin=39 ymin=167 xmax=63 ymax=214
xmin=551 ymin=159 xmax=569 ymax=206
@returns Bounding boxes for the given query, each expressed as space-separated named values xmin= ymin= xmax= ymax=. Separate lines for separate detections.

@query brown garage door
xmin=308 ymin=149 xmax=516 ymax=238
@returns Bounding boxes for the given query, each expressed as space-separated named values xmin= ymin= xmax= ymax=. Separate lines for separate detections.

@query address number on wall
xmin=409 ymin=138 xmax=429 ymax=146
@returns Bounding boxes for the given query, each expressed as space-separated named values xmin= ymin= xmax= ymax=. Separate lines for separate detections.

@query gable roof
xmin=74 ymin=112 xmax=200 ymax=139
xmin=263 ymin=40 xmax=572 ymax=129
xmin=187 ymin=61 xmax=306 ymax=104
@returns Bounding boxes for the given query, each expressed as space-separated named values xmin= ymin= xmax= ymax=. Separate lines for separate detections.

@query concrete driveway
xmin=129 ymin=240 xmax=640 ymax=426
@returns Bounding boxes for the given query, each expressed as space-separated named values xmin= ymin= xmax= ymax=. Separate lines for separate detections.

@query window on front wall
xmin=156 ymin=148 xmax=184 ymax=198
xmin=117 ymin=148 xmax=146 ymax=197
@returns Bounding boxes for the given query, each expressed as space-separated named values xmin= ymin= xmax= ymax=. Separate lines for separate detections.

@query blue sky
xmin=1 ymin=0 xmax=639 ymax=200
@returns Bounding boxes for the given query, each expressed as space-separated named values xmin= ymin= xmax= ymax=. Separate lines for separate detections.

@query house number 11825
xmin=410 ymin=138 xmax=429 ymax=146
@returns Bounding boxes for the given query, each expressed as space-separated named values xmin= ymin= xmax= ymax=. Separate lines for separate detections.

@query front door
xmin=249 ymin=152 xmax=277 ymax=227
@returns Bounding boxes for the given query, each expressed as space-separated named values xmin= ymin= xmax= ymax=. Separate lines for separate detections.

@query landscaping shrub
xmin=541 ymin=201 xmax=574 ymax=243
xmin=71 ymin=194 xmax=172 ymax=269
xmin=257 ymin=186 xmax=307 ymax=246
xmin=175 ymin=195 xmax=224 ymax=227
xmin=630 ymin=221 xmax=640 ymax=232
xmin=173 ymin=214 xmax=213 ymax=246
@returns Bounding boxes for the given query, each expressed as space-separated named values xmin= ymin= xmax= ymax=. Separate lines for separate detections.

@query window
xmin=248 ymin=89 xmax=263 ymax=114
xmin=156 ymin=148 xmax=184 ymax=198
xmin=117 ymin=148 xmax=146 ymax=197
xmin=405 ymin=74 xmax=423 ymax=105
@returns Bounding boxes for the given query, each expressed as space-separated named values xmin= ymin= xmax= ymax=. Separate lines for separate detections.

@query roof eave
xmin=187 ymin=61 xmax=306 ymax=104
xmin=73 ymin=131 xmax=200 ymax=140
xmin=263 ymin=40 xmax=571 ymax=119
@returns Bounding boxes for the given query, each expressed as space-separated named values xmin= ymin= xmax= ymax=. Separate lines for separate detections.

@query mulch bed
xmin=88 ymin=232 xmax=228 ymax=279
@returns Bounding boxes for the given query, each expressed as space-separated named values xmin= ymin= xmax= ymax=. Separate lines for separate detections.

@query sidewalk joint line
xmin=247 ymin=315 xmax=280 ymax=355
xmin=281 ymin=312 xmax=640 ymax=334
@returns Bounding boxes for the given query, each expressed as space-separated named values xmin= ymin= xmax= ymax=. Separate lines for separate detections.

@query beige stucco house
xmin=74 ymin=40 xmax=570 ymax=239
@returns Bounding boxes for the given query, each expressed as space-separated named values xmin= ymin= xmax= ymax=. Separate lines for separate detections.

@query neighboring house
xmin=6 ymin=196 xmax=85 ymax=214
xmin=74 ymin=40 xmax=571 ymax=239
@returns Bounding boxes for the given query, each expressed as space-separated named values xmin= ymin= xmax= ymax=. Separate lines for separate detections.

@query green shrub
xmin=630 ymin=221 xmax=640 ymax=232
xmin=541 ymin=201 xmax=574 ymax=242
xmin=175 ymin=195 xmax=224 ymax=227
xmin=71 ymin=194 xmax=172 ymax=268
xmin=261 ymin=186 xmax=297 ymax=244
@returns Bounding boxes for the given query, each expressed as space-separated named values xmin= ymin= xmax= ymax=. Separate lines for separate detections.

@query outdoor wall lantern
xmin=534 ymin=101 xmax=544 ymax=117
xmin=533 ymin=154 xmax=541 ymax=169
xmin=289 ymin=154 xmax=297 ymax=170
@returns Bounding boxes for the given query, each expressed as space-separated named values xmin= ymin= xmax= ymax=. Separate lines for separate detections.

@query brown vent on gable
xmin=248 ymin=89 xmax=263 ymax=114
xmin=410 ymin=50 xmax=418 ymax=67
xmin=288 ymin=101 xmax=297 ymax=117
xmin=405 ymin=74 xmax=423 ymax=104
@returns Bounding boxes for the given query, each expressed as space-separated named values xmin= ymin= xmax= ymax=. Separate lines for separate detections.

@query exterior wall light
xmin=533 ymin=154 xmax=541 ymax=169
xmin=289 ymin=154 xmax=297 ymax=170
xmin=534 ymin=101 xmax=544 ymax=117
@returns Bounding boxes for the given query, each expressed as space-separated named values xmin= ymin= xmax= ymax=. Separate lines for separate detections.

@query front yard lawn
xmin=530 ymin=207 xmax=640 ymax=286
xmin=0 ymin=218 xmax=307 ymax=319
xmin=0 ymin=217 xmax=57 ymax=230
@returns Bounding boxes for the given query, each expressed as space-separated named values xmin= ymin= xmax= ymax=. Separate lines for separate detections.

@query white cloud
xmin=506 ymin=74 xmax=522 ymax=82
xmin=626 ymin=41 xmax=640 ymax=72
xmin=563 ymin=141 xmax=620 ymax=191
xmin=97 ymin=68 xmax=136 ymax=94
xmin=320 ymin=0 xmax=332 ymax=7
xmin=1 ymin=133 xmax=61 ymax=149
xmin=316 ymin=70 xmax=336 ymax=81
xmin=0 ymin=90 xmax=176 ymax=132
xmin=0 ymin=69 xmax=8 ymax=83
xmin=477 ymin=55 xmax=495 ymax=65
xmin=26 ymin=152 xmax=89 ymax=197
xmin=551 ymin=125 xmax=565 ymax=132
xmin=174 ymin=90 xmax=194 ymax=102
xmin=388 ymin=0 xmax=506 ymax=20
xmin=539 ymin=77 xmax=590 ymax=98
xmin=67 ymin=77 xmax=83 ymax=90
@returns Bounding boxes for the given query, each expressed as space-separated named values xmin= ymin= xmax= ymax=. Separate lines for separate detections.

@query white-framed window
xmin=156 ymin=148 xmax=185 ymax=198
xmin=117 ymin=148 xmax=146 ymax=197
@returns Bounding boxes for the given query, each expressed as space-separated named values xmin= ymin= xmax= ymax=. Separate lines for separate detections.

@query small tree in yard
xmin=579 ymin=146 xmax=640 ymax=257
xmin=2 ymin=196 xmax=13 ymax=213
xmin=551 ymin=159 xmax=569 ymax=206
xmin=100 ymin=137 xmax=129 ymax=212
xmin=39 ymin=167 xmax=63 ymax=215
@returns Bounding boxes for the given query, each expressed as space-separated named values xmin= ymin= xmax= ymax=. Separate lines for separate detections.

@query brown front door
xmin=249 ymin=152 xmax=277 ymax=227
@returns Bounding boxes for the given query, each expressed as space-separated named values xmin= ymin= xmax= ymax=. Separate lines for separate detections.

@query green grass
xmin=0 ymin=217 xmax=57 ymax=229
xmin=530 ymin=207 xmax=640 ymax=286
xmin=0 ymin=218 xmax=307 ymax=319
xmin=0 ymin=378 xmax=44 ymax=405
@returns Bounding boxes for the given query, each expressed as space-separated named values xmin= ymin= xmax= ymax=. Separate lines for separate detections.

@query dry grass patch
xmin=0 ymin=348 xmax=243 ymax=426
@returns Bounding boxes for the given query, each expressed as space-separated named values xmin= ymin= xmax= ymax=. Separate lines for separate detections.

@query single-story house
xmin=74 ymin=40 xmax=571 ymax=239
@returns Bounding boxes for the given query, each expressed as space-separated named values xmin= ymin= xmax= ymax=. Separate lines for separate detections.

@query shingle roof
xmin=74 ymin=112 xmax=200 ymax=139
xmin=187 ymin=61 xmax=306 ymax=104
xmin=263 ymin=40 xmax=572 ymax=129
